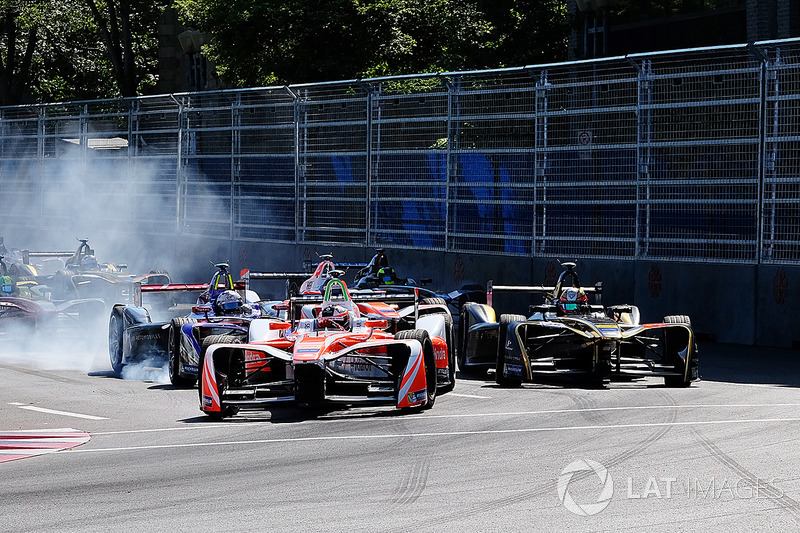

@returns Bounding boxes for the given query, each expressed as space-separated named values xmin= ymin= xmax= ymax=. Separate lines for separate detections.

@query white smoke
xmin=119 ymin=356 xmax=170 ymax=384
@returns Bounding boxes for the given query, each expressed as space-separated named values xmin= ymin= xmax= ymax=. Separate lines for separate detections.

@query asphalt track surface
xmin=0 ymin=342 xmax=799 ymax=532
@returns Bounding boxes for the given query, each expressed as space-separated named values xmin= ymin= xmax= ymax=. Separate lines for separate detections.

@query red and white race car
xmin=199 ymin=274 xmax=455 ymax=419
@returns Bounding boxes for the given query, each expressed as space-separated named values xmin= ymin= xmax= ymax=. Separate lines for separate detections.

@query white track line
xmin=10 ymin=404 xmax=108 ymax=420
xmin=69 ymin=417 xmax=800 ymax=454
xmin=447 ymin=393 xmax=492 ymax=399
xmin=90 ymin=402 xmax=800 ymax=436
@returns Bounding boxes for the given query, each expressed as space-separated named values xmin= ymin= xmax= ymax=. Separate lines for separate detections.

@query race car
xmin=14 ymin=239 xmax=170 ymax=302
xmin=1 ymin=252 xmax=107 ymax=346
xmin=353 ymin=248 xmax=484 ymax=334
xmin=459 ymin=262 xmax=699 ymax=388
xmin=108 ymin=262 xmax=270 ymax=385
xmin=0 ymin=289 xmax=106 ymax=348
xmin=199 ymin=272 xmax=455 ymax=419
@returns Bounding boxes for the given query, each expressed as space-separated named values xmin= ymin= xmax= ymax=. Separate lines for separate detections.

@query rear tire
xmin=198 ymin=334 xmax=242 ymax=418
xmin=663 ymin=315 xmax=691 ymax=326
xmin=396 ymin=329 xmax=437 ymax=409
xmin=495 ymin=314 xmax=525 ymax=387
xmin=662 ymin=315 xmax=694 ymax=387
xmin=420 ymin=297 xmax=448 ymax=306
xmin=168 ymin=317 xmax=198 ymax=388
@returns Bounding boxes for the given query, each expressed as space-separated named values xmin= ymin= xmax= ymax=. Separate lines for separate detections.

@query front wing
xmin=200 ymin=338 xmax=430 ymax=415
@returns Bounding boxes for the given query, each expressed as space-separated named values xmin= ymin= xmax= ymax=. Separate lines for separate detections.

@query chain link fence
xmin=2 ymin=39 xmax=800 ymax=264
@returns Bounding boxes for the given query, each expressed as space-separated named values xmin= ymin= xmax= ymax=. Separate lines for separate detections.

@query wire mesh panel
xmin=369 ymin=76 xmax=449 ymax=251
xmin=447 ymin=70 xmax=538 ymax=255
xmin=234 ymin=89 xmax=297 ymax=243
xmin=295 ymin=83 xmax=369 ymax=245
xmin=179 ymin=92 xmax=236 ymax=239
xmin=634 ymin=46 xmax=762 ymax=263
xmin=0 ymin=107 xmax=41 ymax=225
xmin=130 ymin=96 xmax=181 ymax=236
xmin=531 ymin=58 xmax=639 ymax=259
xmin=5 ymin=39 xmax=800 ymax=265
xmin=761 ymin=41 xmax=800 ymax=264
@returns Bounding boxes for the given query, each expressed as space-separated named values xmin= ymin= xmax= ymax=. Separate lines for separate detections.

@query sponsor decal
xmin=544 ymin=261 xmax=558 ymax=286
xmin=648 ymin=265 xmax=662 ymax=298
xmin=434 ymin=346 xmax=447 ymax=363
xmin=202 ymin=396 xmax=213 ymax=409
xmin=773 ymin=268 xmax=788 ymax=305
xmin=407 ymin=389 xmax=427 ymax=404
xmin=245 ymin=350 xmax=266 ymax=362
xmin=454 ymin=256 xmax=465 ymax=286
xmin=505 ymin=363 xmax=523 ymax=376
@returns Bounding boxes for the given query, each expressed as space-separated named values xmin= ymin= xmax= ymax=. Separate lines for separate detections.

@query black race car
xmin=459 ymin=262 xmax=698 ymax=388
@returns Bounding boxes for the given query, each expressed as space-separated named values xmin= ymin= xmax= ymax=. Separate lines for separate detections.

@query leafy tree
xmin=175 ymin=0 xmax=570 ymax=87
xmin=83 ymin=0 xmax=168 ymax=97
xmin=0 ymin=0 xmax=166 ymax=105
xmin=476 ymin=0 xmax=569 ymax=67
xmin=0 ymin=0 xmax=41 ymax=105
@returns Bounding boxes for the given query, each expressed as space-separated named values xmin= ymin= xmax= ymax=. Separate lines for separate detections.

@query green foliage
xmin=2 ymin=0 xmax=570 ymax=103
xmin=175 ymin=0 xmax=570 ymax=88
xmin=0 ymin=0 xmax=166 ymax=105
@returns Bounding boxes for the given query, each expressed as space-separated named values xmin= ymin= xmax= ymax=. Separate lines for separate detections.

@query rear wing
xmin=487 ymin=280 xmax=603 ymax=307
xmin=22 ymin=250 xmax=75 ymax=264
xmin=132 ymin=281 xmax=246 ymax=307
xmin=240 ymin=271 xmax=314 ymax=299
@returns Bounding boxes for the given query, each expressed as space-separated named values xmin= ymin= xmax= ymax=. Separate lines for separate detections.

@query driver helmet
xmin=557 ymin=287 xmax=588 ymax=315
xmin=377 ymin=266 xmax=398 ymax=285
xmin=215 ymin=290 xmax=243 ymax=315
xmin=319 ymin=304 xmax=350 ymax=328
xmin=1 ymin=275 xmax=15 ymax=295
xmin=80 ymin=254 xmax=99 ymax=271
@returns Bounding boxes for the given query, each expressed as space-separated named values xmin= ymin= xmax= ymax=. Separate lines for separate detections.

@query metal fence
xmin=2 ymin=38 xmax=800 ymax=264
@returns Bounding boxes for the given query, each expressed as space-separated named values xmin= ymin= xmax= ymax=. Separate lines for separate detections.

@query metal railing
xmin=2 ymin=38 xmax=800 ymax=264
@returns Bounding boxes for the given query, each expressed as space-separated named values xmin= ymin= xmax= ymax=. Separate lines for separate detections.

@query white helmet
xmin=215 ymin=290 xmax=243 ymax=315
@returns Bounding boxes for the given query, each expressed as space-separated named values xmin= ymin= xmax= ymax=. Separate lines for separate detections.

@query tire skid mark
xmin=391 ymin=459 xmax=430 ymax=505
xmin=690 ymin=426 xmax=800 ymax=524
xmin=386 ymin=392 xmax=679 ymax=532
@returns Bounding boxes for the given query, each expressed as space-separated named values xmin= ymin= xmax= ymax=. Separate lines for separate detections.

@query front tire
xmin=438 ymin=314 xmax=456 ymax=393
xmin=108 ymin=306 xmax=125 ymax=376
xmin=199 ymin=334 xmax=242 ymax=419
xmin=396 ymin=329 xmax=437 ymax=409
xmin=495 ymin=314 xmax=525 ymax=387
xmin=457 ymin=303 xmax=484 ymax=377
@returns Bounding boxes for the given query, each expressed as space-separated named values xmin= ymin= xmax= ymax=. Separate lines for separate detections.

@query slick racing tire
xmin=199 ymin=334 xmax=242 ymax=419
xmin=663 ymin=315 xmax=691 ymax=326
xmin=438 ymin=313 xmax=456 ymax=393
xmin=495 ymin=314 xmax=525 ymax=388
xmin=396 ymin=329 xmax=437 ymax=410
xmin=662 ymin=315 xmax=695 ymax=388
xmin=108 ymin=306 xmax=125 ymax=376
xmin=168 ymin=317 xmax=198 ymax=388
xmin=420 ymin=297 xmax=448 ymax=307
xmin=457 ymin=303 xmax=484 ymax=377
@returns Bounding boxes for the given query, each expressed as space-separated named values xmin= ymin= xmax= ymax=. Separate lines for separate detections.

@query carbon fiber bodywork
xmin=459 ymin=263 xmax=699 ymax=387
